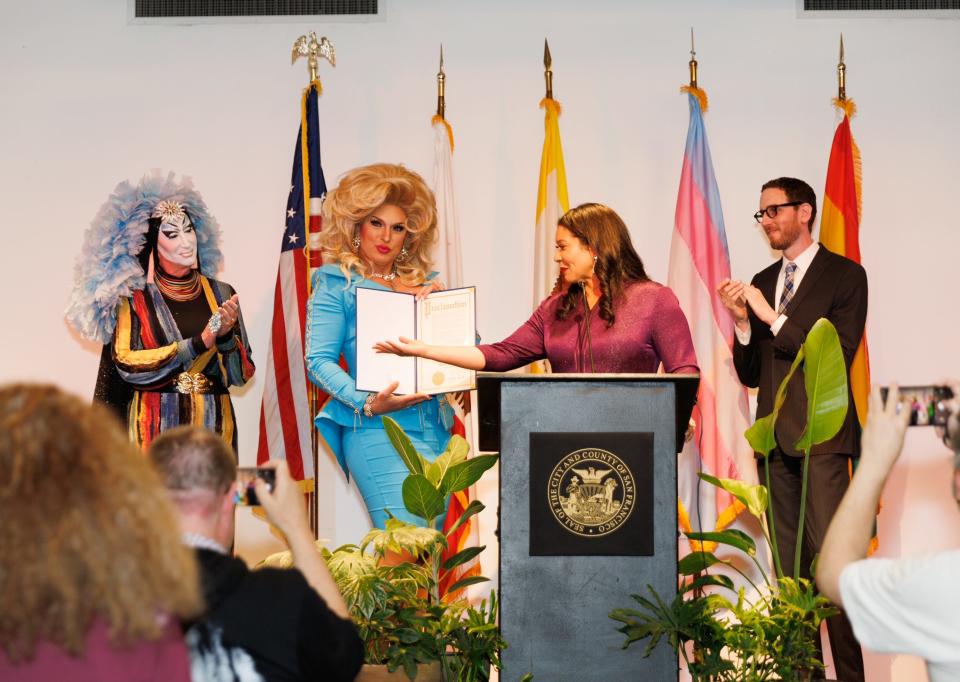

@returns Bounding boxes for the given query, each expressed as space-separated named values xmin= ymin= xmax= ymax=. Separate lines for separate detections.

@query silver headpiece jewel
xmin=152 ymin=200 xmax=188 ymax=223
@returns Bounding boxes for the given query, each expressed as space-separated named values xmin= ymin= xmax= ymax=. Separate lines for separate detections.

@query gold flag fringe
xmin=832 ymin=96 xmax=856 ymax=119
xmin=309 ymin=79 xmax=323 ymax=96
xmin=680 ymin=85 xmax=709 ymax=113
xmin=431 ymin=114 xmax=455 ymax=152
xmin=539 ymin=97 xmax=562 ymax=116
xmin=851 ymin=133 xmax=863 ymax=227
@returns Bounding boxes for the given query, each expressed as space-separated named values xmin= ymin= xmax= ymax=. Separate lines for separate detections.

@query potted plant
xmin=326 ymin=417 xmax=503 ymax=681
xmin=610 ymin=318 xmax=848 ymax=681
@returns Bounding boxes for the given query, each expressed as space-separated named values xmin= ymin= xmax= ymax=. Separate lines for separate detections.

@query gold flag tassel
xmin=680 ymin=29 xmax=708 ymax=112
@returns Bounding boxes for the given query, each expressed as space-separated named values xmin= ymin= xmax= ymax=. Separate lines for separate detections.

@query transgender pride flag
xmin=667 ymin=89 xmax=755 ymax=537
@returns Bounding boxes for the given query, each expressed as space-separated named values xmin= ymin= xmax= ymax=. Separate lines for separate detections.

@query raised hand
xmin=415 ymin=279 xmax=445 ymax=300
xmin=717 ymin=278 xmax=748 ymax=324
xmin=217 ymin=294 xmax=241 ymax=335
xmin=741 ymin=285 xmax=778 ymax=326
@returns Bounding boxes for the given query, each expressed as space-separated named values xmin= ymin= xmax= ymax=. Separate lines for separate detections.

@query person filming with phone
xmin=818 ymin=383 xmax=960 ymax=682
xmin=148 ymin=426 xmax=362 ymax=682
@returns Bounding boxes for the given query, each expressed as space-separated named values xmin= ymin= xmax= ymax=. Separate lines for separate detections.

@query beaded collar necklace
xmin=156 ymin=267 xmax=202 ymax=302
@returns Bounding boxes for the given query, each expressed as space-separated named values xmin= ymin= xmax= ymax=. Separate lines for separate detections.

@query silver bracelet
xmin=363 ymin=393 xmax=376 ymax=418
xmin=206 ymin=311 xmax=223 ymax=334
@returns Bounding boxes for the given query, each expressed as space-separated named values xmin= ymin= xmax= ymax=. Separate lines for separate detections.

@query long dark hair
xmin=555 ymin=203 xmax=649 ymax=326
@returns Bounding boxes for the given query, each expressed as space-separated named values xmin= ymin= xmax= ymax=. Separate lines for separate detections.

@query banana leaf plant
xmin=611 ymin=318 xmax=847 ymax=681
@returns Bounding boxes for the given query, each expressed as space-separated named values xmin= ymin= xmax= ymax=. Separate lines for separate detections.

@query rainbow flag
xmin=668 ymin=87 xmax=755 ymax=540
xmin=820 ymin=99 xmax=870 ymax=426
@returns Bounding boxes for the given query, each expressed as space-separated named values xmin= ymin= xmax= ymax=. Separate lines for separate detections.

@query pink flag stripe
xmin=675 ymin=156 xmax=734 ymax=345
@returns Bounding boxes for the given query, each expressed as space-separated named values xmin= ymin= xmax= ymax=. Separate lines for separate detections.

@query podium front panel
xmin=499 ymin=379 xmax=678 ymax=681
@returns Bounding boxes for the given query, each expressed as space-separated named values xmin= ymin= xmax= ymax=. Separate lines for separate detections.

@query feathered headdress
xmin=65 ymin=171 xmax=224 ymax=343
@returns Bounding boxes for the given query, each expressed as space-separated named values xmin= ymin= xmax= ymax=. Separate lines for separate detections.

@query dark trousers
xmin=758 ymin=450 xmax=864 ymax=682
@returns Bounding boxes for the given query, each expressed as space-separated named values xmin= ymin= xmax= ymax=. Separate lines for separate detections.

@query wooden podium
xmin=477 ymin=372 xmax=699 ymax=682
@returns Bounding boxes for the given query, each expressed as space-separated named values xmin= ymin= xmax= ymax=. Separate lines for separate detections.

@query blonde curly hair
xmin=0 ymin=384 xmax=202 ymax=663
xmin=321 ymin=163 xmax=438 ymax=285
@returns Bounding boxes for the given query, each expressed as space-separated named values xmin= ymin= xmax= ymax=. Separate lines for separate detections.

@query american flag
xmin=257 ymin=82 xmax=328 ymax=488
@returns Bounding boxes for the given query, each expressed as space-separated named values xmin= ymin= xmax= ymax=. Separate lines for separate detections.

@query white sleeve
xmin=839 ymin=551 xmax=960 ymax=664
xmin=734 ymin=324 xmax=751 ymax=345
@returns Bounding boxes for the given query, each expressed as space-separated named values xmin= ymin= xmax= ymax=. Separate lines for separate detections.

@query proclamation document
xmin=356 ymin=286 xmax=476 ymax=395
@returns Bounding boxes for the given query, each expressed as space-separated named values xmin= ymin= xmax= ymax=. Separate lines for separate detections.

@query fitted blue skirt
xmin=342 ymin=426 xmax=451 ymax=529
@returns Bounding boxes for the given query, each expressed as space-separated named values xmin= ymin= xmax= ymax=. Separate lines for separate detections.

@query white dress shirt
xmin=735 ymin=242 xmax=820 ymax=345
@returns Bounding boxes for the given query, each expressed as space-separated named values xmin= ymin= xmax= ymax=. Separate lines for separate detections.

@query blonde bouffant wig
xmin=321 ymin=163 xmax=438 ymax=285
xmin=0 ymin=384 xmax=202 ymax=663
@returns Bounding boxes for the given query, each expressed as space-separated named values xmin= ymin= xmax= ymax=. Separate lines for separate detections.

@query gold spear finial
xmin=837 ymin=33 xmax=846 ymax=101
xmin=689 ymin=27 xmax=698 ymax=89
xmin=437 ymin=44 xmax=446 ymax=120
xmin=544 ymin=38 xmax=554 ymax=100
xmin=291 ymin=32 xmax=336 ymax=84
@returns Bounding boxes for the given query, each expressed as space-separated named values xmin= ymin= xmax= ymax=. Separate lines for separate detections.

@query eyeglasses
xmin=753 ymin=202 xmax=802 ymax=223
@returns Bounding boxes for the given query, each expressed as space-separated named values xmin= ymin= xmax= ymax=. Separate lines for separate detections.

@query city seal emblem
xmin=547 ymin=447 xmax=635 ymax=537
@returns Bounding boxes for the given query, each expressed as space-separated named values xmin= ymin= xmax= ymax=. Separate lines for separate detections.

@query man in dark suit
xmin=718 ymin=177 xmax=868 ymax=682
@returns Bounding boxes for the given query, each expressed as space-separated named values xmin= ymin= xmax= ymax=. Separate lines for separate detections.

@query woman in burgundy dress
xmin=375 ymin=202 xmax=698 ymax=376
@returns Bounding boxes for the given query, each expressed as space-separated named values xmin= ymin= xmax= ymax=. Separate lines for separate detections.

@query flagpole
xmin=543 ymin=38 xmax=553 ymax=99
xmin=436 ymin=45 xmax=445 ymax=120
xmin=292 ymin=32 xmax=335 ymax=536
xmin=837 ymin=34 xmax=846 ymax=102
xmin=688 ymin=28 xmax=698 ymax=88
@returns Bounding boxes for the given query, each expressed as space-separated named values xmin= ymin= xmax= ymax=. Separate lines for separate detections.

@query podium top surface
xmin=475 ymin=372 xmax=700 ymax=452
xmin=477 ymin=371 xmax=699 ymax=383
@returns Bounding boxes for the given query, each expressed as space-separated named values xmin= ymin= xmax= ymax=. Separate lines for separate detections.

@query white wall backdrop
xmin=2 ymin=2 xmax=959 ymax=679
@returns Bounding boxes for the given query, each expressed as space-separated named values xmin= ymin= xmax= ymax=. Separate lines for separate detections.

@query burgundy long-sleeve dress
xmin=478 ymin=280 xmax=698 ymax=374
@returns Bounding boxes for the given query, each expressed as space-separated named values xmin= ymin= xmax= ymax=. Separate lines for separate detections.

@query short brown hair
xmin=149 ymin=425 xmax=237 ymax=495
xmin=0 ymin=384 xmax=201 ymax=662
xmin=762 ymin=177 xmax=818 ymax=233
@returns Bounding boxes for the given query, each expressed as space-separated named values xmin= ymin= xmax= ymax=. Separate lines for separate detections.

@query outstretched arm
xmin=374 ymin=337 xmax=487 ymax=371
xmin=817 ymin=385 xmax=910 ymax=604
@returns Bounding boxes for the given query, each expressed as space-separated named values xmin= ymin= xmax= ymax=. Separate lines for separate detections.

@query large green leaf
xmin=442 ymin=545 xmax=485 ymax=571
xmin=444 ymin=434 xmax=470 ymax=465
xmin=744 ymin=346 xmax=806 ymax=456
xmin=444 ymin=499 xmax=485 ymax=538
xmin=698 ymin=473 xmax=768 ymax=520
xmin=382 ymin=416 xmax=425 ymax=476
xmin=684 ymin=573 xmax=735 ymax=595
xmin=685 ymin=529 xmax=756 ymax=556
xmin=401 ymin=474 xmax=446 ymax=521
xmin=677 ymin=551 xmax=721 ymax=576
xmin=424 ymin=437 xmax=469 ymax=487
xmin=439 ymin=454 xmax=499 ymax=495
xmin=794 ymin=318 xmax=849 ymax=452
xmin=446 ymin=575 xmax=490 ymax=595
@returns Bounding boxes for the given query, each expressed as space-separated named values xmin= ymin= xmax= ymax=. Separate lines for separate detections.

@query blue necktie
xmin=778 ymin=262 xmax=798 ymax=313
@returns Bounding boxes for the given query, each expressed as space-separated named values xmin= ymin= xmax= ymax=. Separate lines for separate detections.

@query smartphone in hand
xmin=880 ymin=385 xmax=954 ymax=427
xmin=235 ymin=467 xmax=276 ymax=506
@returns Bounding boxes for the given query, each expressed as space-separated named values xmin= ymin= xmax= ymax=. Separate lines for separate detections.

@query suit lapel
xmin=782 ymin=245 xmax=831 ymax=316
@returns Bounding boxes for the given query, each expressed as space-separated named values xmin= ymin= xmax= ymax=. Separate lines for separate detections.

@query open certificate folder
xmin=355 ymin=286 xmax=477 ymax=395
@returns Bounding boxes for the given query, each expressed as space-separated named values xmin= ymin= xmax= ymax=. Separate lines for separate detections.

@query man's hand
xmin=742 ymin=285 xmax=779 ymax=327
xmin=253 ymin=460 xmax=309 ymax=538
xmin=859 ymin=384 xmax=911 ymax=480
xmin=717 ymin=279 xmax=749 ymax=329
